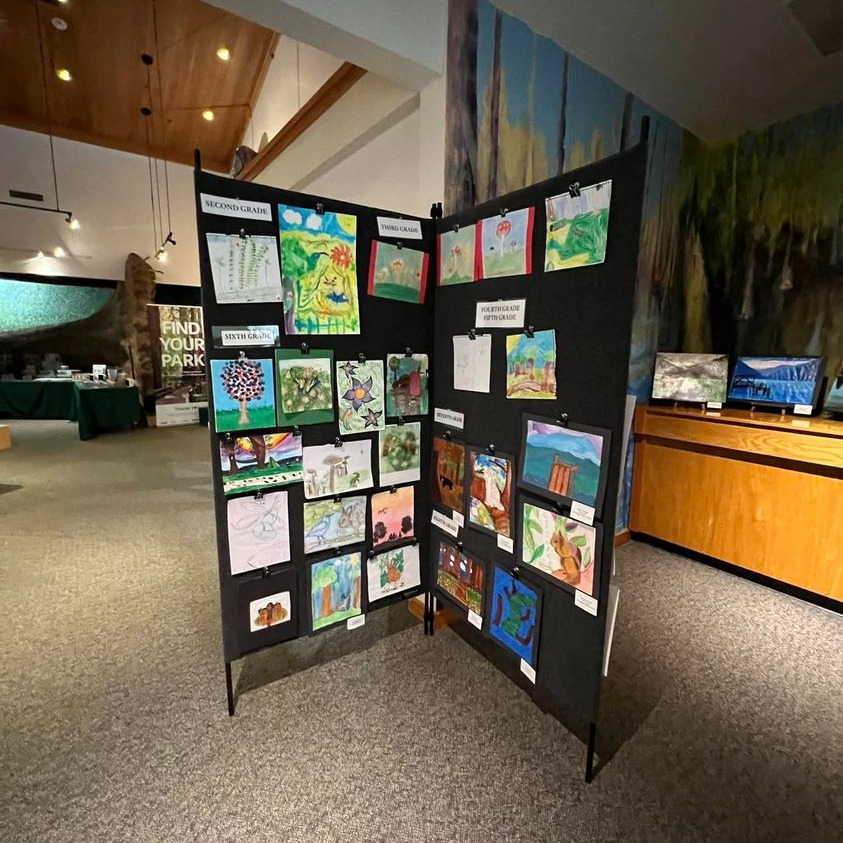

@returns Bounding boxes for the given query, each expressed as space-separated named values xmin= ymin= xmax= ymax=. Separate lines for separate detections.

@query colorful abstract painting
xmin=436 ymin=541 xmax=484 ymax=615
xmin=303 ymin=496 xmax=366 ymax=554
xmin=367 ymin=544 xmax=421 ymax=603
xmin=370 ymin=485 xmax=414 ymax=548
xmin=727 ymin=356 xmax=822 ymax=408
xmin=310 ymin=552 xmax=362 ymax=630
xmin=385 ymin=353 xmax=429 ymax=417
xmin=219 ymin=432 xmax=303 ymax=495
xmin=651 ymin=353 xmax=729 ymax=403
xmin=545 ymin=181 xmax=612 ymax=271
xmin=275 ymin=349 xmax=334 ymax=427
xmin=467 ymin=449 xmax=514 ymax=538
xmin=368 ymin=241 xmax=428 ymax=303
xmin=227 ymin=491 xmax=291 ymax=575
xmin=431 ymin=436 xmax=465 ymax=514
xmin=249 ymin=590 xmax=292 ymax=632
xmin=521 ymin=500 xmax=598 ymax=596
xmin=278 ymin=204 xmax=360 ymax=335
xmin=438 ymin=224 xmax=477 ymax=285
xmin=378 ymin=423 xmax=421 ymax=485
xmin=302 ymin=439 xmax=373 ymax=499
xmin=210 ymin=357 xmax=276 ymax=433
xmin=505 ymin=330 xmax=557 ymax=399
xmin=489 ymin=567 xmax=541 ymax=665
xmin=478 ymin=208 xmax=533 ymax=279
xmin=336 ymin=359 xmax=385 ymax=433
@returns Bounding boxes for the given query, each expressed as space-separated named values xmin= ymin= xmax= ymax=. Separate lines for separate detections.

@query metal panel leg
xmin=585 ymin=722 xmax=597 ymax=782
xmin=225 ymin=661 xmax=235 ymax=716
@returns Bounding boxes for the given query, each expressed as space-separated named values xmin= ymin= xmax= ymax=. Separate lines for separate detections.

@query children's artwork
xmin=467 ymin=448 xmax=514 ymax=538
xmin=206 ymin=233 xmax=283 ymax=304
xmin=275 ymin=349 xmax=334 ymax=426
xmin=210 ymin=357 xmax=276 ymax=432
xmin=436 ymin=541 xmax=484 ymax=614
xmin=453 ymin=334 xmax=492 ymax=393
xmin=519 ymin=416 xmax=610 ymax=515
xmin=521 ymin=500 xmax=599 ymax=597
xmin=367 ymin=544 xmax=421 ymax=602
xmin=478 ymin=208 xmax=534 ymax=279
xmin=303 ymin=495 xmax=366 ymax=554
xmin=249 ymin=590 xmax=292 ymax=632
xmin=310 ymin=552 xmax=362 ymax=631
xmin=219 ymin=432 xmax=303 ymax=495
xmin=489 ymin=566 xmax=541 ymax=666
xmin=227 ymin=491 xmax=291 ymax=575
xmin=302 ymin=439 xmax=373 ymax=499
xmin=651 ymin=352 xmax=729 ymax=403
xmin=727 ymin=356 xmax=822 ymax=407
xmin=278 ymin=204 xmax=360 ymax=335
xmin=370 ymin=486 xmax=415 ymax=547
xmin=431 ymin=436 xmax=465 ymax=513
xmin=378 ymin=423 xmax=421 ymax=485
xmin=505 ymin=330 xmax=557 ymax=399
xmin=367 ymin=241 xmax=428 ymax=304
xmin=336 ymin=359 xmax=385 ymax=433
xmin=385 ymin=353 xmax=429 ymax=417
xmin=545 ymin=180 xmax=612 ymax=271
xmin=438 ymin=224 xmax=477 ymax=285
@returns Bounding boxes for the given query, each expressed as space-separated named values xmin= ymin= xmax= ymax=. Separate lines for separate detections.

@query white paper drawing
xmin=453 ymin=334 xmax=492 ymax=393
xmin=206 ymin=233 xmax=283 ymax=304
xmin=302 ymin=439 xmax=374 ymax=499
xmin=227 ymin=491 xmax=291 ymax=575
xmin=249 ymin=590 xmax=292 ymax=632
xmin=367 ymin=544 xmax=422 ymax=602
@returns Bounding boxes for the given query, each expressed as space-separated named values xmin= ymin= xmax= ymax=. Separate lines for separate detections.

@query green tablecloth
xmin=0 ymin=380 xmax=77 ymax=419
xmin=72 ymin=385 xmax=141 ymax=440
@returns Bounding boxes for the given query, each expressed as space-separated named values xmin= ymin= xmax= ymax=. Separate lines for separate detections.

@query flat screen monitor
xmin=651 ymin=352 xmax=729 ymax=403
xmin=727 ymin=356 xmax=823 ymax=409
xmin=824 ymin=362 xmax=843 ymax=414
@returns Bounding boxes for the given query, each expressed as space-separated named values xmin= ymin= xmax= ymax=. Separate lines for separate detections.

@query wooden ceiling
xmin=0 ymin=0 xmax=278 ymax=173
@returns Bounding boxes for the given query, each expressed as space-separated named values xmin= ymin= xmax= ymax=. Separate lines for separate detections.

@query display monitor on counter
xmin=727 ymin=356 xmax=823 ymax=410
xmin=650 ymin=352 xmax=729 ymax=404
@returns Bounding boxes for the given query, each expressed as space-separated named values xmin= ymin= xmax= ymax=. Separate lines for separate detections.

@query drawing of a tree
xmin=220 ymin=359 xmax=265 ymax=426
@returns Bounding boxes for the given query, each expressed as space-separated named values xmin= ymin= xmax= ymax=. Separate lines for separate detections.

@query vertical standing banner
xmin=147 ymin=304 xmax=207 ymax=426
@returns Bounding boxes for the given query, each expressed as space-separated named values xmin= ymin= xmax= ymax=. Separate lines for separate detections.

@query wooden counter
xmin=630 ymin=405 xmax=843 ymax=601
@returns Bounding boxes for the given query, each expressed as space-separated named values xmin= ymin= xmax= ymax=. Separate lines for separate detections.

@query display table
xmin=0 ymin=380 xmax=77 ymax=419
xmin=630 ymin=405 xmax=843 ymax=601
xmin=71 ymin=385 xmax=141 ymax=441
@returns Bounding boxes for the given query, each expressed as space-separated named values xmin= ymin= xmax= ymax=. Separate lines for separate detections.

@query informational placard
xmin=793 ymin=404 xmax=812 ymax=415
xmin=475 ymin=298 xmax=526 ymax=329
xmin=434 ymin=407 xmax=465 ymax=429
xmin=467 ymin=609 xmax=483 ymax=629
xmin=570 ymin=501 xmax=596 ymax=526
xmin=377 ymin=216 xmax=423 ymax=239
xmin=211 ymin=325 xmax=280 ymax=348
xmin=520 ymin=659 xmax=537 ymax=683
xmin=200 ymin=193 xmax=272 ymax=220
xmin=497 ymin=534 xmax=514 ymax=553
xmin=574 ymin=590 xmax=599 ymax=616
xmin=347 ymin=615 xmax=366 ymax=630
xmin=431 ymin=509 xmax=459 ymax=537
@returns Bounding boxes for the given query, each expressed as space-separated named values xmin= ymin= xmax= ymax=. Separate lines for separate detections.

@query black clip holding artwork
xmin=300 ymin=342 xmax=310 ymax=355
xmin=334 ymin=437 xmax=343 ymax=448
xmin=511 ymin=566 xmax=521 ymax=580
xmin=262 ymin=567 xmax=271 ymax=578
xmin=397 ymin=241 xmax=403 ymax=250
xmin=487 ymin=444 xmax=496 ymax=455
xmin=568 ymin=182 xmax=582 ymax=198
xmin=524 ymin=326 xmax=535 ymax=338
xmin=389 ymin=486 xmax=398 ymax=494
xmin=443 ymin=429 xmax=452 ymax=441
xmin=316 ymin=202 xmax=325 ymax=216
xmin=358 ymin=352 xmax=366 ymax=363
xmin=500 ymin=207 xmax=508 ymax=218
xmin=404 ymin=347 xmax=413 ymax=357
xmin=468 ymin=329 xmax=477 ymax=341
xmin=557 ymin=413 xmax=569 ymax=427
xmin=238 ymin=350 xmax=247 ymax=360
xmin=333 ymin=495 xmax=343 ymax=503
xmin=397 ymin=416 xmax=405 ymax=427
xmin=255 ymin=490 xmax=264 ymax=500
xmin=238 ymin=228 xmax=246 ymax=240
xmin=292 ymin=425 xmax=301 ymax=437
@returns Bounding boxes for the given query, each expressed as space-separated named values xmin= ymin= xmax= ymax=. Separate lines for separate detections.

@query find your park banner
xmin=148 ymin=304 xmax=207 ymax=427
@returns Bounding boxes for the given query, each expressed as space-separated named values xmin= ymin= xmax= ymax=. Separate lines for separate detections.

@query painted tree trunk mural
xmin=486 ymin=7 xmax=503 ymax=199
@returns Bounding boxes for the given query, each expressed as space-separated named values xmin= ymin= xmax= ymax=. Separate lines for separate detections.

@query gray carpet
xmin=1 ymin=420 xmax=841 ymax=843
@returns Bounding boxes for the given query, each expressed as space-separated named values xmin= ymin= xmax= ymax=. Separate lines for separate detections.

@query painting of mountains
xmin=727 ymin=357 xmax=822 ymax=407
xmin=651 ymin=352 xmax=728 ymax=403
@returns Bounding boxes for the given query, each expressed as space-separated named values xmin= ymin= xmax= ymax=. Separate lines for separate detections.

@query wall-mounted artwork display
xmin=825 ymin=362 xmax=843 ymax=414
xmin=453 ymin=334 xmax=492 ymax=393
xmin=210 ymin=357 xmax=276 ymax=432
xmin=651 ymin=352 xmax=729 ymax=403
xmin=227 ymin=491 xmax=291 ymax=575
xmin=206 ymin=233 xmax=283 ymax=304
xmin=478 ymin=208 xmax=534 ymax=279
xmin=378 ymin=423 xmax=421 ymax=485
xmin=467 ymin=448 xmax=514 ymax=538
xmin=519 ymin=415 xmax=610 ymax=515
xmin=368 ymin=241 xmax=429 ymax=304
xmin=211 ymin=325 xmax=280 ymax=349
xmin=438 ymin=224 xmax=477 ymax=285
xmin=370 ymin=485 xmax=415 ymax=547
xmin=488 ymin=566 xmax=541 ymax=666
xmin=431 ymin=436 xmax=465 ymax=513
xmin=505 ymin=330 xmax=557 ymax=399
xmin=521 ymin=500 xmax=599 ymax=597
xmin=545 ymin=180 xmax=612 ymax=271
xmin=249 ymin=590 xmax=292 ymax=632
xmin=310 ymin=552 xmax=363 ymax=631
xmin=336 ymin=359 xmax=385 ymax=433
xmin=219 ymin=432 xmax=303 ymax=495
xmin=727 ymin=356 xmax=823 ymax=408
xmin=385 ymin=352 xmax=429 ymax=418
xmin=303 ymin=496 xmax=367 ymax=554
xmin=275 ymin=348 xmax=334 ymax=426
xmin=367 ymin=544 xmax=421 ymax=603
xmin=278 ymin=204 xmax=360 ymax=334
xmin=436 ymin=541 xmax=484 ymax=615
xmin=302 ymin=439 xmax=373 ymax=499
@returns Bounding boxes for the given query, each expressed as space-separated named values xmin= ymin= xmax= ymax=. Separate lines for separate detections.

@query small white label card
xmin=475 ymin=298 xmax=527 ymax=329
xmin=519 ymin=659 xmax=536 ymax=683
xmin=452 ymin=511 xmax=465 ymax=528
xmin=706 ymin=401 xmax=722 ymax=410
xmin=497 ymin=534 xmax=514 ymax=553
xmin=570 ymin=501 xmax=595 ymax=526
xmin=467 ymin=609 xmax=483 ymax=630
xmin=574 ymin=590 xmax=599 ymax=616
xmin=200 ymin=193 xmax=272 ymax=220
xmin=793 ymin=404 xmax=812 ymax=416
xmin=347 ymin=614 xmax=366 ymax=630
xmin=431 ymin=510 xmax=459 ymax=537
xmin=213 ymin=325 xmax=280 ymax=348
xmin=434 ymin=407 xmax=465 ymax=429
xmin=376 ymin=216 xmax=423 ymax=239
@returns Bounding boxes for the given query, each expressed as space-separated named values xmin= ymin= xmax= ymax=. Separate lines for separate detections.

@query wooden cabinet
xmin=630 ymin=406 xmax=843 ymax=601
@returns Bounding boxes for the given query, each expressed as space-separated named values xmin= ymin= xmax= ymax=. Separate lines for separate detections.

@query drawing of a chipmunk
xmin=550 ymin=531 xmax=582 ymax=585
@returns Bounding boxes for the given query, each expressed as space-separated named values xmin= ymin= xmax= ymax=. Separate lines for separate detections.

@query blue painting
xmin=825 ymin=363 xmax=843 ymax=414
xmin=489 ymin=567 xmax=540 ymax=666
xmin=210 ymin=357 xmax=276 ymax=433
xmin=310 ymin=552 xmax=362 ymax=631
xmin=728 ymin=357 xmax=821 ymax=407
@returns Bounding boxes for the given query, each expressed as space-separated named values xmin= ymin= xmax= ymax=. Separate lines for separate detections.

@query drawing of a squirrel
xmin=550 ymin=531 xmax=581 ymax=585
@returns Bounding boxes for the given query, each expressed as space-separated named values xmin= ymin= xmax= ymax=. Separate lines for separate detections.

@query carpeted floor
xmin=1 ymin=420 xmax=841 ymax=843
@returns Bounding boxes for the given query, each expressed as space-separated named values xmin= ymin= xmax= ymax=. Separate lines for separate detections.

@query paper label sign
xmin=431 ymin=510 xmax=459 ymax=537
xmin=467 ymin=610 xmax=483 ymax=630
xmin=452 ymin=511 xmax=465 ymax=528
xmin=347 ymin=615 xmax=366 ymax=630
xmin=793 ymin=404 xmax=812 ymax=416
xmin=574 ymin=590 xmax=599 ymax=616
xmin=434 ymin=408 xmax=465 ymax=429
xmin=376 ymin=216 xmax=423 ymax=239
xmin=519 ymin=659 xmax=536 ymax=683
xmin=497 ymin=534 xmax=514 ymax=553
xmin=706 ymin=401 xmax=722 ymax=410
xmin=200 ymin=193 xmax=272 ymax=221
xmin=570 ymin=501 xmax=595 ymax=526
xmin=212 ymin=326 xmax=280 ymax=348
xmin=475 ymin=299 xmax=526 ymax=329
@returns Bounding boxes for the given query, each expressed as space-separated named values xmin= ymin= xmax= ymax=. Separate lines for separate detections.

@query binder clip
xmin=557 ymin=413 xmax=569 ymax=427
xmin=468 ymin=329 xmax=477 ymax=341
xmin=238 ymin=228 xmax=246 ymax=240
xmin=512 ymin=566 xmax=521 ymax=580
xmin=443 ymin=430 xmax=452 ymax=441
xmin=300 ymin=342 xmax=310 ymax=355
xmin=262 ymin=567 xmax=271 ymax=578
xmin=238 ymin=350 xmax=247 ymax=360
xmin=334 ymin=437 xmax=343 ymax=448
xmin=397 ymin=241 xmax=403 ymax=250
xmin=568 ymin=182 xmax=581 ymax=198
xmin=368 ymin=549 xmax=376 ymax=559
xmin=405 ymin=347 xmax=413 ymax=357
xmin=524 ymin=325 xmax=535 ymax=338
xmin=412 ymin=539 xmax=419 ymax=547
xmin=456 ymin=541 xmax=464 ymax=552
xmin=292 ymin=425 xmax=301 ymax=437
xmin=316 ymin=202 xmax=325 ymax=216
xmin=333 ymin=495 xmax=343 ymax=503
xmin=488 ymin=444 xmax=496 ymax=455
xmin=452 ymin=222 xmax=460 ymax=233
xmin=500 ymin=207 xmax=508 ymax=218
xmin=358 ymin=352 xmax=366 ymax=363
xmin=389 ymin=486 xmax=397 ymax=494
xmin=397 ymin=416 xmax=405 ymax=427
xmin=255 ymin=490 xmax=264 ymax=500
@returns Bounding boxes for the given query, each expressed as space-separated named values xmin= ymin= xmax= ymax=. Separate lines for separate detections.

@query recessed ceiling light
xmin=156 ymin=250 xmax=168 ymax=263
xmin=216 ymin=46 xmax=231 ymax=61
xmin=53 ymin=246 xmax=66 ymax=258
xmin=202 ymin=109 xmax=215 ymax=121
xmin=56 ymin=68 xmax=72 ymax=82
xmin=68 ymin=218 xmax=80 ymax=230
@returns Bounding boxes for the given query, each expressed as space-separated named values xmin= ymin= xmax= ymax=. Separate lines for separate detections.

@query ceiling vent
xmin=9 ymin=189 xmax=45 ymax=202
xmin=788 ymin=0 xmax=843 ymax=57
